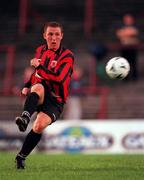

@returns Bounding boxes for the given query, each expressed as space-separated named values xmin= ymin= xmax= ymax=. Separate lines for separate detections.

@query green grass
xmin=0 ymin=152 xmax=144 ymax=180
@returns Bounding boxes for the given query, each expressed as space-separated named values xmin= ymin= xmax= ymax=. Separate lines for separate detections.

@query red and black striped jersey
xmin=24 ymin=44 xmax=74 ymax=103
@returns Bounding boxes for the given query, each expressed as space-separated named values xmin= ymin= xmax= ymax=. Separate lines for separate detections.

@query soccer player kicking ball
xmin=15 ymin=21 xmax=74 ymax=169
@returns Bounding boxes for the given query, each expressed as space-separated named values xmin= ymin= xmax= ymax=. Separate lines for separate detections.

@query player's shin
xmin=18 ymin=129 xmax=42 ymax=157
xmin=15 ymin=129 xmax=42 ymax=169
xmin=16 ymin=92 xmax=40 ymax=132
xmin=23 ymin=92 xmax=40 ymax=118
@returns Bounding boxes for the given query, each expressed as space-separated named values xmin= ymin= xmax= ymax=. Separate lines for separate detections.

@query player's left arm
xmin=36 ymin=55 xmax=74 ymax=83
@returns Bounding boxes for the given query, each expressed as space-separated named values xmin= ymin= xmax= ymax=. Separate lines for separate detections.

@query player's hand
xmin=21 ymin=87 xmax=29 ymax=96
xmin=30 ymin=58 xmax=41 ymax=68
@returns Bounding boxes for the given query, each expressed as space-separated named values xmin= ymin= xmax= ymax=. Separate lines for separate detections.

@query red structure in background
xmin=18 ymin=0 xmax=28 ymax=36
xmin=0 ymin=45 xmax=16 ymax=95
xmin=97 ymin=87 xmax=109 ymax=119
xmin=84 ymin=0 xmax=94 ymax=38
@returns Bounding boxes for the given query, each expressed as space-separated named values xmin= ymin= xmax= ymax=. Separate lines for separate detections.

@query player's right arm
xmin=21 ymin=72 xmax=35 ymax=96
xmin=21 ymin=87 xmax=29 ymax=96
xmin=21 ymin=45 xmax=46 ymax=96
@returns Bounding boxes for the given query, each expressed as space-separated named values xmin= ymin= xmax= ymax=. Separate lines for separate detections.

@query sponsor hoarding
xmin=43 ymin=120 xmax=144 ymax=153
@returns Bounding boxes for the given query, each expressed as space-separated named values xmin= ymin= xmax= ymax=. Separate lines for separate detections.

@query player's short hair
xmin=43 ymin=21 xmax=64 ymax=33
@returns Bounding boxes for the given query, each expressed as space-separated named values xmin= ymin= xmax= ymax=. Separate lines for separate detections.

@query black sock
xmin=19 ymin=129 xmax=42 ymax=157
xmin=23 ymin=92 xmax=39 ymax=117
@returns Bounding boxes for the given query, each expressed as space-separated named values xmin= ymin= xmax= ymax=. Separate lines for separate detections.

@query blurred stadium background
xmin=0 ymin=0 xmax=144 ymax=154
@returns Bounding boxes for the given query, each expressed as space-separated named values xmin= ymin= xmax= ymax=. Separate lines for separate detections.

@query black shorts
xmin=36 ymin=84 xmax=64 ymax=123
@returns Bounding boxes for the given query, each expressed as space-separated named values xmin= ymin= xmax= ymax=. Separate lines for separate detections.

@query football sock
xmin=18 ymin=129 xmax=42 ymax=157
xmin=23 ymin=92 xmax=40 ymax=118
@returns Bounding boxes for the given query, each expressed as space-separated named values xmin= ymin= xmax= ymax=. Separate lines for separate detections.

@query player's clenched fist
xmin=21 ymin=87 xmax=29 ymax=96
xmin=30 ymin=58 xmax=41 ymax=68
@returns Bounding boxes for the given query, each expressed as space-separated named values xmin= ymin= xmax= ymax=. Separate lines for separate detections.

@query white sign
xmin=44 ymin=120 xmax=144 ymax=154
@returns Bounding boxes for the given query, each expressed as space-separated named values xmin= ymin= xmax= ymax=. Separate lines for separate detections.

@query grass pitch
xmin=0 ymin=152 xmax=144 ymax=180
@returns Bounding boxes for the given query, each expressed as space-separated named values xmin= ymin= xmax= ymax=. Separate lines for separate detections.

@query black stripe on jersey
xmin=49 ymin=81 xmax=55 ymax=93
xmin=43 ymin=57 xmax=50 ymax=68
xmin=59 ymin=85 xmax=64 ymax=103
xmin=54 ymin=53 xmax=61 ymax=61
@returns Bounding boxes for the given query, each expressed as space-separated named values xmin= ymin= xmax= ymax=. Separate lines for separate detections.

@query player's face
xmin=43 ymin=26 xmax=63 ymax=51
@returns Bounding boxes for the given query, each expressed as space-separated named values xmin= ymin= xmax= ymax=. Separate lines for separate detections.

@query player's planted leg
xmin=15 ymin=129 xmax=42 ymax=169
xmin=15 ymin=154 xmax=26 ymax=169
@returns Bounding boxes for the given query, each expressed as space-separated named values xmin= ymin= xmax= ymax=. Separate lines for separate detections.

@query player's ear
xmin=43 ymin=32 xmax=46 ymax=40
xmin=61 ymin=33 xmax=64 ymax=40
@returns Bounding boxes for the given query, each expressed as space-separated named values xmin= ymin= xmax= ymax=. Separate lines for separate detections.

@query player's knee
xmin=33 ymin=123 xmax=44 ymax=133
xmin=31 ymin=84 xmax=44 ymax=97
xmin=31 ymin=84 xmax=44 ymax=104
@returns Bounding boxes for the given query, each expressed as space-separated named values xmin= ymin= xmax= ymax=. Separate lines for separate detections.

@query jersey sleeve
xmin=36 ymin=54 xmax=74 ymax=83
xmin=23 ymin=72 xmax=36 ymax=88
xmin=34 ymin=45 xmax=46 ymax=59
xmin=23 ymin=45 xmax=46 ymax=87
